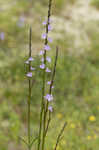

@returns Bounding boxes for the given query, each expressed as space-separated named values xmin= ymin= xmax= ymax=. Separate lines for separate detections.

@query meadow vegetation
xmin=0 ymin=0 xmax=99 ymax=150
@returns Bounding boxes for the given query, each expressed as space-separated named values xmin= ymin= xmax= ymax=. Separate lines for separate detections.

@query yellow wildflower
xmin=89 ymin=115 xmax=96 ymax=122
xmin=87 ymin=136 xmax=92 ymax=140
xmin=70 ymin=123 xmax=76 ymax=128
xmin=93 ymin=135 xmax=97 ymax=139
xmin=57 ymin=113 xmax=63 ymax=119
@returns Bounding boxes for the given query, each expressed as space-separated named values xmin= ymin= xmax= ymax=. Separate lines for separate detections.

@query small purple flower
xmin=47 ymin=81 xmax=54 ymax=88
xmin=42 ymin=33 xmax=47 ymax=39
xmin=26 ymin=72 xmax=32 ymax=78
xmin=25 ymin=60 xmax=29 ymax=64
xmin=44 ymin=94 xmax=53 ymax=102
xmin=41 ymin=57 xmax=44 ymax=62
xmin=48 ymin=18 xmax=52 ymax=23
xmin=46 ymin=56 xmax=51 ymax=63
xmin=42 ymin=20 xmax=47 ymax=26
xmin=48 ymin=25 xmax=52 ymax=31
xmin=47 ymin=81 xmax=51 ymax=85
xmin=39 ymin=50 xmax=44 ymax=55
xmin=28 ymin=57 xmax=34 ymax=61
xmin=19 ymin=16 xmax=25 ymax=22
xmin=46 ymin=67 xmax=51 ymax=73
xmin=48 ymin=37 xmax=53 ymax=43
xmin=0 ymin=32 xmax=5 ymax=40
xmin=31 ymin=67 xmax=35 ymax=71
xmin=17 ymin=16 xmax=25 ymax=27
xmin=17 ymin=22 xmax=24 ymax=27
xmin=44 ymin=45 xmax=50 ymax=51
xmin=40 ymin=64 xmax=45 ymax=69
xmin=48 ymin=106 xmax=53 ymax=112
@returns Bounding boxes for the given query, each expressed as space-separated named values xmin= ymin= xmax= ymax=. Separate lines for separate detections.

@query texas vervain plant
xmin=19 ymin=0 xmax=67 ymax=150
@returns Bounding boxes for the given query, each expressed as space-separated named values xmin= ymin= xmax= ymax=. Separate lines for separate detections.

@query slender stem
xmin=30 ymin=136 xmax=38 ymax=148
xmin=42 ymin=46 xmax=58 ymax=141
xmin=54 ymin=122 xmax=67 ymax=150
xmin=41 ymin=1 xmax=53 ymax=150
xmin=28 ymin=27 xmax=32 ymax=150
xmin=28 ymin=80 xmax=31 ymax=150
xmin=19 ymin=136 xmax=28 ymax=147
xmin=49 ymin=47 xmax=58 ymax=94
xmin=45 ymin=111 xmax=51 ymax=136
xmin=37 ymin=87 xmax=44 ymax=150
xmin=44 ymin=47 xmax=58 ymax=137
xmin=38 ymin=1 xmax=52 ymax=150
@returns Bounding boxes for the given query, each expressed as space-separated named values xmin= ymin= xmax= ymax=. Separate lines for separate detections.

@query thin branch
xmin=50 ymin=46 xmax=58 ymax=94
xmin=44 ymin=46 xmax=59 ymax=136
xmin=19 ymin=136 xmax=28 ymax=147
xmin=45 ymin=111 xmax=51 ymax=136
xmin=30 ymin=136 xmax=38 ymax=148
xmin=54 ymin=122 xmax=67 ymax=150
xmin=38 ymin=1 xmax=53 ymax=150
xmin=28 ymin=26 xmax=32 ymax=150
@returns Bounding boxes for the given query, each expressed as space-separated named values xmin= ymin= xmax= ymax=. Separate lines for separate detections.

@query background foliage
xmin=0 ymin=0 xmax=99 ymax=150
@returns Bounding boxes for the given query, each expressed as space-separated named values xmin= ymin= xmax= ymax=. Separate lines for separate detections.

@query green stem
xmin=28 ymin=27 xmax=32 ymax=150
xmin=54 ymin=122 xmax=67 ymax=150
xmin=42 ymin=1 xmax=53 ymax=150
xmin=42 ymin=46 xmax=58 ymax=146
xmin=28 ymin=79 xmax=31 ymax=150
xmin=38 ymin=0 xmax=53 ymax=149
xmin=37 ymin=70 xmax=45 ymax=150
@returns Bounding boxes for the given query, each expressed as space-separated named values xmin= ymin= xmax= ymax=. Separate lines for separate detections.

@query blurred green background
xmin=0 ymin=0 xmax=99 ymax=150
